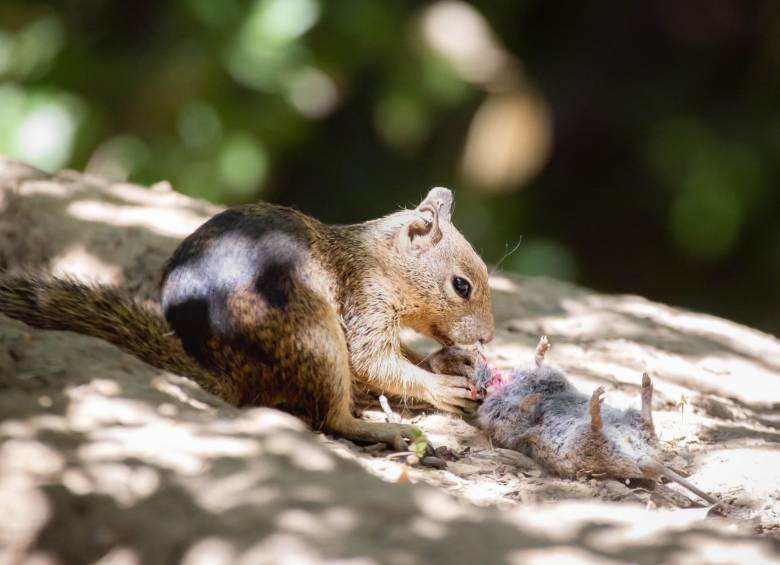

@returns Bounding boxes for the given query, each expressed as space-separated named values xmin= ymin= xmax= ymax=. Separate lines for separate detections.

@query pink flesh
xmin=480 ymin=353 xmax=507 ymax=396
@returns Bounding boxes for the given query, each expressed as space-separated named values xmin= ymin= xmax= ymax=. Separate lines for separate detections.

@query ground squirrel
xmin=0 ymin=187 xmax=494 ymax=448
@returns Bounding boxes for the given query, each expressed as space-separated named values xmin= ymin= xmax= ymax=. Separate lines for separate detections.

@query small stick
xmin=641 ymin=373 xmax=656 ymax=437
xmin=386 ymin=451 xmax=415 ymax=459
xmin=678 ymin=393 xmax=688 ymax=425
xmin=379 ymin=394 xmax=401 ymax=423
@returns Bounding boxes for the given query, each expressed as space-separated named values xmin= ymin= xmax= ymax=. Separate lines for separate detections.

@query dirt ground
xmin=1 ymin=157 xmax=779 ymax=564
xmin=337 ymin=281 xmax=780 ymax=533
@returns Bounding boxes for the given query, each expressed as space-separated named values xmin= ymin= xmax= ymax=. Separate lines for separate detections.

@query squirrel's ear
xmin=399 ymin=187 xmax=452 ymax=255
xmin=401 ymin=207 xmax=441 ymax=255
xmin=417 ymin=186 xmax=453 ymax=223
xmin=400 ymin=187 xmax=453 ymax=255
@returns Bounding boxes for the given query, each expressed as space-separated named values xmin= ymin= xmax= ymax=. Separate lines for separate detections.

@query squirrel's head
xmin=392 ymin=187 xmax=494 ymax=347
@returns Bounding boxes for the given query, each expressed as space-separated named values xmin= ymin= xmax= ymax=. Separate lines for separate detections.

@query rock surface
xmin=1 ymin=157 xmax=779 ymax=564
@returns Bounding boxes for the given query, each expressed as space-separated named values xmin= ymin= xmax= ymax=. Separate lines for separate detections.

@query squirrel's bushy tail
xmin=0 ymin=274 xmax=223 ymax=397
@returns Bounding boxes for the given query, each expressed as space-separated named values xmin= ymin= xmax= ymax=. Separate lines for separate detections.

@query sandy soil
xmin=1 ymin=157 xmax=778 ymax=564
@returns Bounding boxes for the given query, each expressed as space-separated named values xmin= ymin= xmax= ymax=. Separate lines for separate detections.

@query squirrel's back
xmin=160 ymin=203 xmax=331 ymax=370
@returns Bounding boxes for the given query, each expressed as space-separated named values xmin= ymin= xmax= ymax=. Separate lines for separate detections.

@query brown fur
xmin=0 ymin=188 xmax=494 ymax=449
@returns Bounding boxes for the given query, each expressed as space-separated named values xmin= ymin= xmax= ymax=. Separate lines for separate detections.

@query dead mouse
xmin=429 ymin=337 xmax=717 ymax=505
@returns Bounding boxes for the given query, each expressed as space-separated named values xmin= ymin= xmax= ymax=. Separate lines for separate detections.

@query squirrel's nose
xmin=479 ymin=327 xmax=495 ymax=344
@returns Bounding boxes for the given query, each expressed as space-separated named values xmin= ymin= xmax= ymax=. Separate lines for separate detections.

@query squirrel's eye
xmin=452 ymin=276 xmax=472 ymax=300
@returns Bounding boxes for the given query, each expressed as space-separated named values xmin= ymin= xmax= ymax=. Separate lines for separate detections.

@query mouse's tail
xmin=641 ymin=458 xmax=717 ymax=505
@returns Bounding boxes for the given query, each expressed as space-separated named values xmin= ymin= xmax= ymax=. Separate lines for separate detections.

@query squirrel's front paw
xmin=424 ymin=373 xmax=477 ymax=415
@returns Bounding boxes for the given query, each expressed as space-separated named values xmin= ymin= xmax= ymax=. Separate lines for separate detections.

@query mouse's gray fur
xmin=429 ymin=337 xmax=716 ymax=504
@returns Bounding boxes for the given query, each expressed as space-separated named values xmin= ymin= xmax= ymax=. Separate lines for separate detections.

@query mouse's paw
xmin=589 ymin=386 xmax=605 ymax=431
xmin=534 ymin=336 xmax=551 ymax=366
xmin=641 ymin=373 xmax=656 ymax=436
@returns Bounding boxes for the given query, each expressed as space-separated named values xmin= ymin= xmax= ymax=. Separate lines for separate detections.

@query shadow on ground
xmin=2 ymin=158 xmax=779 ymax=563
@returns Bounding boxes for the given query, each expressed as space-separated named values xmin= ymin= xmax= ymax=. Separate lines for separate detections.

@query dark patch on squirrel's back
xmin=163 ymin=297 xmax=213 ymax=366
xmin=253 ymin=246 xmax=298 ymax=308
xmin=160 ymin=205 xmax=312 ymax=365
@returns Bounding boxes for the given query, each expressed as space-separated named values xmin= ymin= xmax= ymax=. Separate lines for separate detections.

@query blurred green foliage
xmin=1 ymin=0 xmax=779 ymax=335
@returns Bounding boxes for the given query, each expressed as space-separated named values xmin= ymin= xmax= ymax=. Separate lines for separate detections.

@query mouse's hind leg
xmin=641 ymin=373 xmax=657 ymax=438
xmin=589 ymin=386 xmax=605 ymax=431
xmin=534 ymin=336 xmax=551 ymax=366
